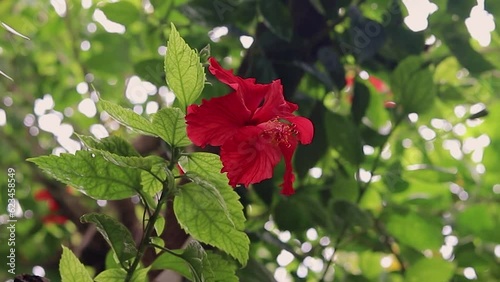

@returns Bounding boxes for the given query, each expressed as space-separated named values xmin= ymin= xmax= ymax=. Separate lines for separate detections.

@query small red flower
xmin=42 ymin=214 xmax=68 ymax=225
xmin=186 ymin=58 xmax=314 ymax=195
xmin=368 ymin=75 xmax=388 ymax=93
xmin=34 ymin=189 xmax=68 ymax=224
xmin=34 ymin=189 xmax=59 ymax=212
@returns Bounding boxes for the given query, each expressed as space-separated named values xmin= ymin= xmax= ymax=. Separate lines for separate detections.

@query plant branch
xmin=125 ymin=169 xmax=175 ymax=282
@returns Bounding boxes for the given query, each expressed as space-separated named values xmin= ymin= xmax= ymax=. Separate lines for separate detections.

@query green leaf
xmin=94 ymin=268 xmax=149 ymax=282
xmin=324 ymin=111 xmax=364 ymax=165
xmin=134 ymin=59 xmax=165 ymax=86
xmin=351 ymin=80 xmax=371 ymax=124
xmin=273 ymin=197 xmax=312 ymax=232
xmin=181 ymin=241 xmax=211 ymax=282
xmin=179 ymin=152 xmax=246 ymax=230
xmin=94 ymin=269 xmax=127 ymax=282
xmin=457 ymin=204 xmax=497 ymax=237
xmin=294 ymin=103 xmax=328 ymax=178
xmin=151 ymin=241 xmax=212 ymax=282
xmin=390 ymin=56 xmax=436 ymax=114
xmin=317 ymin=46 xmax=346 ymax=90
xmin=206 ymin=251 xmax=239 ymax=282
xmin=98 ymin=99 xmax=156 ymax=136
xmin=99 ymin=1 xmax=140 ymax=26
xmin=237 ymin=258 xmax=276 ymax=282
xmin=258 ymin=0 xmax=293 ymax=41
xmin=174 ymin=182 xmax=250 ymax=265
xmin=28 ymin=151 xmax=140 ymax=200
xmin=436 ymin=18 xmax=494 ymax=76
xmin=403 ymin=165 xmax=457 ymax=183
xmin=165 ymin=23 xmax=205 ymax=111
xmin=98 ymin=152 xmax=165 ymax=172
xmin=385 ymin=211 xmax=442 ymax=251
xmin=80 ymin=213 xmax=138 ymax=266
xmin=79 ymin=135 xmax=140 ymax=157
xmin=405 ymin=258 xmax=455 ymax=282
xmin=359 ymin=251 xmax=384 ymax=279
xmin=332 ymin=200 xmax=373 ymax=230
xmin=141 ymin=163 xmax=167 ymax=195
xmin=154 ymin=215 xmax=166 ymax=235
xmin=152 ymin=107 xmax=191 ymax=147
xmin=80 ymin=135 xmax=166 ymax=172
xmin=151 ymin=250 xmax=192 ymax=279
xmin=59 ymin=246 xmax=93 ymax=282
xmin=350 ymin=16 xmax=386 ymax=62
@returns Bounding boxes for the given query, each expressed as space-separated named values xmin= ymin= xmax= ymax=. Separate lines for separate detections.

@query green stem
xmin=124 ymin=168 xmax=175 ymax=282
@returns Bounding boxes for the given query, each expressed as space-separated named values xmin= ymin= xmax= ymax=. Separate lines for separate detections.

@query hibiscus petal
xmin=208 ymin=57 xmax=240 ymax=90
xmin=286 ymin=116 xmax=314 ymax=145
xmin=220 ymin=126 xmax=281 ymax=187
xmin=251 ymin=80 xmax=296 ymax=123
xmin=208 ymin=57 xmax=269 ymax=113
xmin=186 ymin=92 xmax=251 ymax=147
xmin=279 ymin=141 xmax=298 ymax=196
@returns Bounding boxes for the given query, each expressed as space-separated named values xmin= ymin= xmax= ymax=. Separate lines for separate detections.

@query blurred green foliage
xmin=1 ymin=0 xmax=499 ymax=281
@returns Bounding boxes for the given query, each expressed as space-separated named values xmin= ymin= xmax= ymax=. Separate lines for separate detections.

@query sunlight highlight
xmin=402 ymin=0 xmax=438 ymax=31
xmin=465 ymin=0 xmax=495 ymax=47
xmin=93 ymin=9 xmax=125 ymax=34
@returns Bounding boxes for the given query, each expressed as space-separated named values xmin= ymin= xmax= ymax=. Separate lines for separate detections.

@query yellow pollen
xmin=262 ymin=118 xmax=297 ymax=147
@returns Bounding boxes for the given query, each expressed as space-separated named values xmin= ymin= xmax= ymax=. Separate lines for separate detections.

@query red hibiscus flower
xmin=34 ymin=189 xmax=60 ymax=212
xmin=186 ymin=58 xmax=314 ymax=195
xmin=34 ymin=189 xmax=68 ymax=225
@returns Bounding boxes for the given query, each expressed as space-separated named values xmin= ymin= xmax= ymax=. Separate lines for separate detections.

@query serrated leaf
xmin=151 ymin=241 xmax=211 ymax=282
xmin=79 ymin=135 xmax=140 ymax=157
xmin=151 ymin=250 xmax=192 ymax=279
xmin=28 ymin=151 xmax=140 ymax=200
xmin=181 ymin=241 xmax=210 ymax=282
xmin=80 ymin=135 xmax=166 ymax=171
xmin=165 ymin=23 xmax=205 ymax=111
xmin=152 ymin=107 xmax=191 ymax=147
xmin=174 ymin=182 xmax=250 ymax=265
xmin=94 ymin=269 xmax=127 ymax=282
xmin=179 ymin=152 xmax=246 ymax=230
xmin=59 ymin=246 xmax=93 ymax=282
xmin=81 ymin=213 xmax=138 ymax=265
xmin=99 ymin=99 xmax=156 ymax=135
xmin=206 ymin=252 xmax=238 ymax=282
xmin=141 ymin=163 xmax=167 ymax=195
xmin=99 ymin=152 xmax=166 ymax=171
xmin=94 ymin=268 xmax=148 ymax=282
